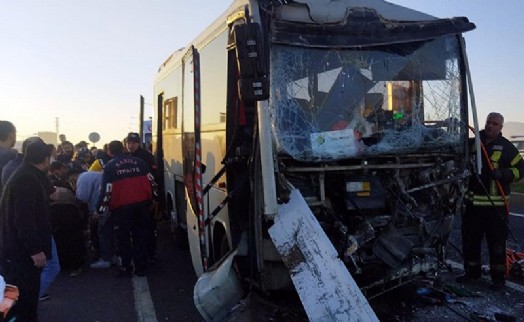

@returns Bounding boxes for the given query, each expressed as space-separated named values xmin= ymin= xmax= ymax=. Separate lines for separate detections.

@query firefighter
xmin=457 ymin=112 xmax=524 ymax=290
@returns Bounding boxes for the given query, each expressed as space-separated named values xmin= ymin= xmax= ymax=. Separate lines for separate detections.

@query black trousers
xmin=2 ymin=256 xmax=42 ymax=322
xmin=50 ymin=204 xmax=86 ymax=271
xmin=112 ymin=203 xmax=150 ymax=272
xmin=461 ymin=202 xmax=508 ymax=283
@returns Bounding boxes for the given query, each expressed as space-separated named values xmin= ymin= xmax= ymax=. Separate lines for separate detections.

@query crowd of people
xmin=0 ymin=120 xmax=158 ymax=321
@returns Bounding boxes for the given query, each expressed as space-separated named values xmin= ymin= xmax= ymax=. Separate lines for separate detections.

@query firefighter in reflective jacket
xmin=457 ymin=112 xmax=524 ymax=290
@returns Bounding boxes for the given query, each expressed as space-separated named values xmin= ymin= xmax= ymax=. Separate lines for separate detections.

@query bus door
xmin=182 ymin=46 xmax=208 ymax=274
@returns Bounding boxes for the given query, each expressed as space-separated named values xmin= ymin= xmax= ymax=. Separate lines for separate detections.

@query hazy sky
xmin=1 ymin=1 xmax=522 ymax=145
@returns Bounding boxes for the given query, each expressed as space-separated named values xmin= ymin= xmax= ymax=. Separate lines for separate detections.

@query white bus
xmin=153 ymin=0 xmax=476 ymax=319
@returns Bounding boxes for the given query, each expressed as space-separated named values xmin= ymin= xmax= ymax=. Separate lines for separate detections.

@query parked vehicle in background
xmin=151 ymin=0 xmax=476 ymax=320
xmin=511 ymin=135 xmax=524 ymax=157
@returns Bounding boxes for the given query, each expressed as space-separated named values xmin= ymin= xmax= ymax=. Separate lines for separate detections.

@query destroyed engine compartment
xmin=279 ymin=154 xmax=468 ymax=298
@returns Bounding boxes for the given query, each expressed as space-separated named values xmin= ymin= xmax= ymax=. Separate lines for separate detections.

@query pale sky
xmin=1 ymin=1 xmax=522 ymax=145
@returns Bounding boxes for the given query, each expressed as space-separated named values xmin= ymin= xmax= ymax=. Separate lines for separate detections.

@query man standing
xmin=77 ymin=169 xmax=115 ymax=269
xmin=457 ymin=112 xmax=524 ymax=290
xmin=0 ymin=121 xmax=17 ymax=196
xmin=97 ymin=140 xmax=156 ymax=277
xmin=0 ymin=140 xmax=53 ymax=321
xmin=125 ymin=132 xmax=156 ymax=174
xmin=126 ymin=132 xmax=158 ymax=262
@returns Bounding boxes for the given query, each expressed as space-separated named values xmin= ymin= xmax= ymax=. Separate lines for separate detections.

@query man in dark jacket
xmin=125 ymin=132 xmax=156 ymax=174
xmin=97 ymin=140 xmax=156 ymax=277
xmin=0 ymin=140 xmax=54 ymax=321
xmin=0 ymin=121 xmax=17 ymax=196
xmin=457 ymin=112 xmax=524 ymax=290
xmin=1 ymin=136 xmax=43 ymax=188
xmin=126 ymin=132 xmax=158 ymax=262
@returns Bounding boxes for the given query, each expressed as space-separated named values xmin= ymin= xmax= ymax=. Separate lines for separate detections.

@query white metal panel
xmin=269 ymin=189 xmax=379 ymax=322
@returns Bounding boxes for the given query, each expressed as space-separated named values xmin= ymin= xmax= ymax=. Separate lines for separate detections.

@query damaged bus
xmin=153 ymin=0 xmax=477 ymax=320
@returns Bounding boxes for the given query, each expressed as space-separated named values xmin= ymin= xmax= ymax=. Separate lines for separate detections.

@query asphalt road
xmin=37 ymin=195 xmax=524 ymax=322
xmin=38 ymin=220 xmax=203 ymax=322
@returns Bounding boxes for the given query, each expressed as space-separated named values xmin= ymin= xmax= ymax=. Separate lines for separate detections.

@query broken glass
xmin=269 ymin=36 xmax=464 ymax=161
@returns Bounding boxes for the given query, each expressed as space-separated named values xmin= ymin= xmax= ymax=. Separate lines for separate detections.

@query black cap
xmin=126 ymin=132 xmax=140 ymax=143
xmin=24 ymin=141 xmax=53 ymax=164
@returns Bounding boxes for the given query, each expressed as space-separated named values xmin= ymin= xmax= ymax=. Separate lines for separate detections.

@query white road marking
xmin=133 ymin=276 xmax=158 ymax=322
xmin=447 ymin=260 xmax=524 ymax=293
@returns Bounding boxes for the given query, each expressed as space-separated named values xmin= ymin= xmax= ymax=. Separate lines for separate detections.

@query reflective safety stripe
xmin=491 ymin=150 xmax=502 ymax=162
xmin=511 ymin=153 xmax=523 ymax=166
xmin=511 ymin=167 xmax=520 ymax=181
xmin=508 ymin=153 xmax=522 ymax=181
xmin=490 ymin=180 xmax=498 ymax=195
xmin=466 ymin=193 xmax=509 ymax=206
xmin=468 ymin=194 xmax=509 ymax=201
xmin=473 ymin=200 xmax=506 ymax=206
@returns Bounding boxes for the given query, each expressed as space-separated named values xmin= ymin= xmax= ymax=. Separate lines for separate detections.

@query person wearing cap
xmin=125 ymin=132 xmax=158 ymax=262
xmin=0 ymin=140 xmax=54 ymax=321
xmin=125 ymin=133 xmax=156 ymax=173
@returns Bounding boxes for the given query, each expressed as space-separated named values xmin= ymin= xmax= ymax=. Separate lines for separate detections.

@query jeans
xmin=39 ymin=237 xmax=60 ymax=297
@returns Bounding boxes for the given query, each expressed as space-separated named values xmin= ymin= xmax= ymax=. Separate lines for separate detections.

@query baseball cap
xmin=24 ymin=141 xmax=54 ymax=164
xmin=126 ymin=132 xmax=140 ymax=143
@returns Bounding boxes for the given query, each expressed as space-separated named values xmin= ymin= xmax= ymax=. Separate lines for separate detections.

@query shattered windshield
xmin=269 ymin=36 xmax=464 ymax=161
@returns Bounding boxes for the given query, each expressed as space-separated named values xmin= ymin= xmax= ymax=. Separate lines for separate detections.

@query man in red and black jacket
xmin=97 ymin=140 xmax=157 ymax=277
xmin=457 ymin=112 xmax=524 ymax=290
xmin=125 ymin=132 xmax=159 ymax=263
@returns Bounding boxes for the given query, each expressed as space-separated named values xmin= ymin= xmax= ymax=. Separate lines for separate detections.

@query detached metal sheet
xmin=268 ymin=189 xmax=378 ymax=322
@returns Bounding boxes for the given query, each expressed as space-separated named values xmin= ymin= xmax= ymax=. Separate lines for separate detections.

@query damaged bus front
xmin=180 ymin=0 xmax=477 ymax=320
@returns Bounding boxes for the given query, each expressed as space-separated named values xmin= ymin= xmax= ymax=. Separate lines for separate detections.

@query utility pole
xmin=139 ymin=95 xmax=145 ymax=147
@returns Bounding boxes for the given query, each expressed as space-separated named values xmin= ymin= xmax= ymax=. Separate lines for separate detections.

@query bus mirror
xmin=233 ymin=23 xmax=267 ymax=80
xmin=238 ymin=78 xmax=269 ymax=101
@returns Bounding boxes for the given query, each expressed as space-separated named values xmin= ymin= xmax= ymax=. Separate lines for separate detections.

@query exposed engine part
xmin=279 ymin=156 xmax=468 ymax=298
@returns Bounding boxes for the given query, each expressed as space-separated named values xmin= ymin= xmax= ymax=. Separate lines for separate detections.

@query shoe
xmin=69 ymin=268 xmax=82 ymax=277
xmin=39 ymin=293 xmax=50 ymax=301
xmin=490 ymin=281 xmax=506 ymax=291
xmin=90 ymin=259 xmax=111 ymax=269
xmin=455 ymin=274 xmax=480 ymax=283
xmin=134 ymin=270 xmax=146 ymax=277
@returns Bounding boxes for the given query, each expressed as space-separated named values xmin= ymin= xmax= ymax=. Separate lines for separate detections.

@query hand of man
xmin=31 ymin=252 xmax=47 ymax=268
xmin=490 ymin=169 xmax=503 ymax=180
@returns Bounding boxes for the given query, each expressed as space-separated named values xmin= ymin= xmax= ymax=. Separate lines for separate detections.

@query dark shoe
xmin=39 ymin=293 xmax=50 ymax=301
xmin=117 ymin=266 xmax=133 ymax=278
xmin=455 ymin=274 xmax=480 ymax=283
xmin=134 ymin=270 xmax=146 ymax=277
xmin=490 ymin=281 xmax=506 ymax=291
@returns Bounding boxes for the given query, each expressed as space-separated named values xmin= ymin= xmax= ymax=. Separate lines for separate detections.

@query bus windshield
xmin=269 ymin=35 xmax=465 ymax=161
